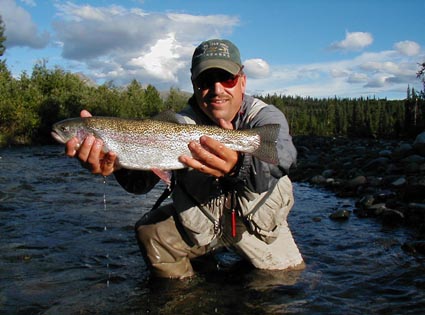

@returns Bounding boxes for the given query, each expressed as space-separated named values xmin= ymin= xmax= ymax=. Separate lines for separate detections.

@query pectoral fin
xmin=151 ymin=168 xmax=172 ymax=186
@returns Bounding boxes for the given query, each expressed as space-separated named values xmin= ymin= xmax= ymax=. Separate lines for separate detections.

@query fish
xmin=51 ymin=111 xmax=280 ymax=182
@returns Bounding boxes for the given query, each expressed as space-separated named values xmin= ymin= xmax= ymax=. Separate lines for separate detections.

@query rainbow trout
xmin=51 ymin=112 xmax=280 ymax=174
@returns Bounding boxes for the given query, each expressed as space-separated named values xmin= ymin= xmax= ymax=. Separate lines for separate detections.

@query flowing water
xmin=1 ymin=146 xmax=424 ymax=314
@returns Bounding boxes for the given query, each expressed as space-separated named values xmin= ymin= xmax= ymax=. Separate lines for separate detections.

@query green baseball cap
xmin=191 ymin=39 xmax=242 ymax=80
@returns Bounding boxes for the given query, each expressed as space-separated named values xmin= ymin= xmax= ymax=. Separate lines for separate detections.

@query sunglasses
xmin=195 ymin=70 xmax=242 ymax=90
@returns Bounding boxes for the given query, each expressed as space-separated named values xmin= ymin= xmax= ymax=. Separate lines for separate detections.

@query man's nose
xmin=211 ymin=81 xmax=225 ymax=93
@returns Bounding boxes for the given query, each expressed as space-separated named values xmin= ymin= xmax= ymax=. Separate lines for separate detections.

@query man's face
xmin=192 ymin=68 xmax=246 ymax=125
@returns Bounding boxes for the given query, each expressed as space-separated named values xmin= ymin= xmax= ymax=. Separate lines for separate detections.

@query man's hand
xmin=178 ymin=119 xmax=239 ymax=177
xmin=65 ymin=110 xmax=117 ymax=176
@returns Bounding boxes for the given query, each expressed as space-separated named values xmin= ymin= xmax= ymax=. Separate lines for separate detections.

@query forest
xmin=261 ymin=90 xmax=424 ymax=138
xmin=1 ymin=58 xmax=424 ymax=147
xmin=1 ymin=16 xmax=424 ymax=147
xmin=0 ymin=60 xmax=191 ymax=146
xmin=1 ymin=59 xmax=423 ymax=147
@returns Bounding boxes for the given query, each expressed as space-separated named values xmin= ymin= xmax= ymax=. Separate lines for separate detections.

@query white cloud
xmin=55 ymin=2 xmax=130 ymax=22
xmin=330 ymin=68 xmax=349 ymax=78
xmin=52 ymin=2 xmax=239 ymax=87
xmin=247 ymin=45 xmax=421 ymax=99
xmin=330 ymin=31 xmax=373 ymax=51
xmin=128 ymin=33 xmax=185 ymax=82
xmin=244 ymin=58 xmax=270 ymax=79
xmin=1 ymin=0 xmax=49 ymax=48
xmin=364 ymin=75 xmax=387 ymax=88
xmin=360 ymin=60 xmax=400 ymax=73
xmin=20 ymin=0 xmax=36 ymax=7
xmin=394 ymin=40 xmax=421 ymax=56
xmin=347 ymin=72 xmax=368 ymax=83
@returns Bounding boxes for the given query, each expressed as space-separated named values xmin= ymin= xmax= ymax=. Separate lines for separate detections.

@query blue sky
xmin=1 ymin=0 xmax=424 ymax=99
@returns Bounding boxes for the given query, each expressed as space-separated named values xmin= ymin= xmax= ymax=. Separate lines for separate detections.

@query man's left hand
xmin=178 ymin=119 xmax=239 ymax=177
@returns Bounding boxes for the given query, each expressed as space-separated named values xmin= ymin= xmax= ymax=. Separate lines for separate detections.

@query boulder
xmin=363 ymin=157 xmax=390 ymax=171
xmin=381 ymin=208 xmax=405 ymax=225
xmin=392 ymin=143 xmax=414 ymax=159
xmin=413 ymin=131 xmax=425 ymax=156
xmin=345 ymin=175 xmax=367 ymax=189
xmin=391 ymin=177 xmax=407 ymax=187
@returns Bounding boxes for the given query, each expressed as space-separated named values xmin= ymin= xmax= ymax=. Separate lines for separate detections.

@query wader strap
xmin=178 ymin=180 xmax=222 ymax=235
xmin=151 ymin=175 xmax=175 ymax=211
xmin=244 ymin=182 xmax=277 ymax=233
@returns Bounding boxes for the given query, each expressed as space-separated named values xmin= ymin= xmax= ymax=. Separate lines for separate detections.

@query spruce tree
xmin=0 ymin=15 xmax=6 ymax=58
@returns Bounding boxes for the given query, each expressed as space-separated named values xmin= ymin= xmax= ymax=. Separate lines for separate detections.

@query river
xmin=1 ymin=145 xmax=424 ymax=314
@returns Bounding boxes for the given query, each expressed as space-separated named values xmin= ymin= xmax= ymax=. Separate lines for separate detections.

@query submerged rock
xmin=402 ymin=241 xmax=425 ymax=255
xmin=329 ymin=209 xmax=351 ymax=221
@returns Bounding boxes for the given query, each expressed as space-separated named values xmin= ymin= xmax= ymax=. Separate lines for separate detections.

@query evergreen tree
xmin=0 ymin=61 xmax=14 ymax=144
xmin=87 ymin=82 xmax=121 ymax=116
xmin=121 ymin=79 xmax=145 ymax=118
xmin=417 ymin=62 xmax=425 ymax=98
xmin=143 ymin=84 xmax=163 ymax=117
xmin=0 ymin=15 xmax=6 ymax=58
xmin=164 ymin=87 xmax=188 ymax=112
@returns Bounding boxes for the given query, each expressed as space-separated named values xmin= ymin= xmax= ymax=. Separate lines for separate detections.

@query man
xmin=65 ymin=39 xmax=304 ymax=279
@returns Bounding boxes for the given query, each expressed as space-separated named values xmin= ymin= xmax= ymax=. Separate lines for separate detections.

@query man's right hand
xmin=65 ymin=110 xmax=117 ymax=176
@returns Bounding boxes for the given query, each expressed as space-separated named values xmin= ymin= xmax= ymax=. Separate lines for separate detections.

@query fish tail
xmin=251 ymin=124 xmax=280 ymax=164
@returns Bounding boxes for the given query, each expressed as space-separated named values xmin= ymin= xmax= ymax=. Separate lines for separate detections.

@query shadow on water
xmin=1 ymin=146 xmax=425 ymax=314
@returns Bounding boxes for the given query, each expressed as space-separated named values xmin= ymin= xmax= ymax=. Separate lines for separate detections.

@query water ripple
xmin=0 ymin=146 xmax=424 ymax=315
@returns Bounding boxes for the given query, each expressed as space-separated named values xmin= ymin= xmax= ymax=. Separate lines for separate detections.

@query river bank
xmin=291 ymin=133 xmax=425 ymax=242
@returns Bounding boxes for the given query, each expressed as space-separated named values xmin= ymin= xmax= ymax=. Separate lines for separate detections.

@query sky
xmin=1 ymin=0 xmax=424 ymax=100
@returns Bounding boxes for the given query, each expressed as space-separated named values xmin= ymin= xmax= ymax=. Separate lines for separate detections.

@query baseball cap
xmin=191 ymin=39 xmax=242 ymax=80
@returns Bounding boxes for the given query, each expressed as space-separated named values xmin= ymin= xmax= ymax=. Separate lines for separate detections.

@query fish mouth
xmin=51 ymin=131 xmax=66 ymax=144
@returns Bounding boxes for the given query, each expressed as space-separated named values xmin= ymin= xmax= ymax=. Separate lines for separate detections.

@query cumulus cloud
xmin=329 ymin=68 xmax=349 ymax=78
xmin=128 ymin=33 xmax=185 ymax=82
xmin=20 ymin=0 xmax=36 ymax=7
xmin=52 ymin=2 xmax=239 ymax=87
xmin=244 ymin=58 xmax=270 ymax=79
xmin=351 ymin=55 xmax=417 ymax=93
xmin=248 ymin=44 xmax=421 ymax=99
xmin=347 ymin=72 xmax=368 ymax=83
xmin=1 ymin=0 xmax=49 ymax=48
xmin=330 ymin=31 xmax=373 ymax=51
xmin=360 ymin=60 xmax=400 ymax=73
xmin=394 ymin=40 xmax=421 ymax=56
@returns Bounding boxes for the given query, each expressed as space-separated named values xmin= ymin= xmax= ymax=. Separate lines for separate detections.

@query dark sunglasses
xmin=195 ymin=70 xmax=242 ymax=90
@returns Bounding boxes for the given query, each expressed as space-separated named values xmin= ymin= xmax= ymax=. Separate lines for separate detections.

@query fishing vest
xmin=172 ymin=97 xmax=294 ymax=246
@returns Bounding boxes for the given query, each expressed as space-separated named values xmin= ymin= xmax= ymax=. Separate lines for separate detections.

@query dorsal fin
xmin=152 ymin=110 xmax=181 ymax=124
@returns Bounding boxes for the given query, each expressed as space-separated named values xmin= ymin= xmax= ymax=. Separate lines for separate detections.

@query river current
xmin=1 ymin=146 xmax=424 ymax=314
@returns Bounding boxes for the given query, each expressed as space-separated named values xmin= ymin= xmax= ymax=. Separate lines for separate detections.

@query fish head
xmin=51 ymin=118 xmax=90 ymax=144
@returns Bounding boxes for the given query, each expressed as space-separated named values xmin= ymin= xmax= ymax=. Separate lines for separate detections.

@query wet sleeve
xmin=113 ymin=169 xmax=159 ymax=194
